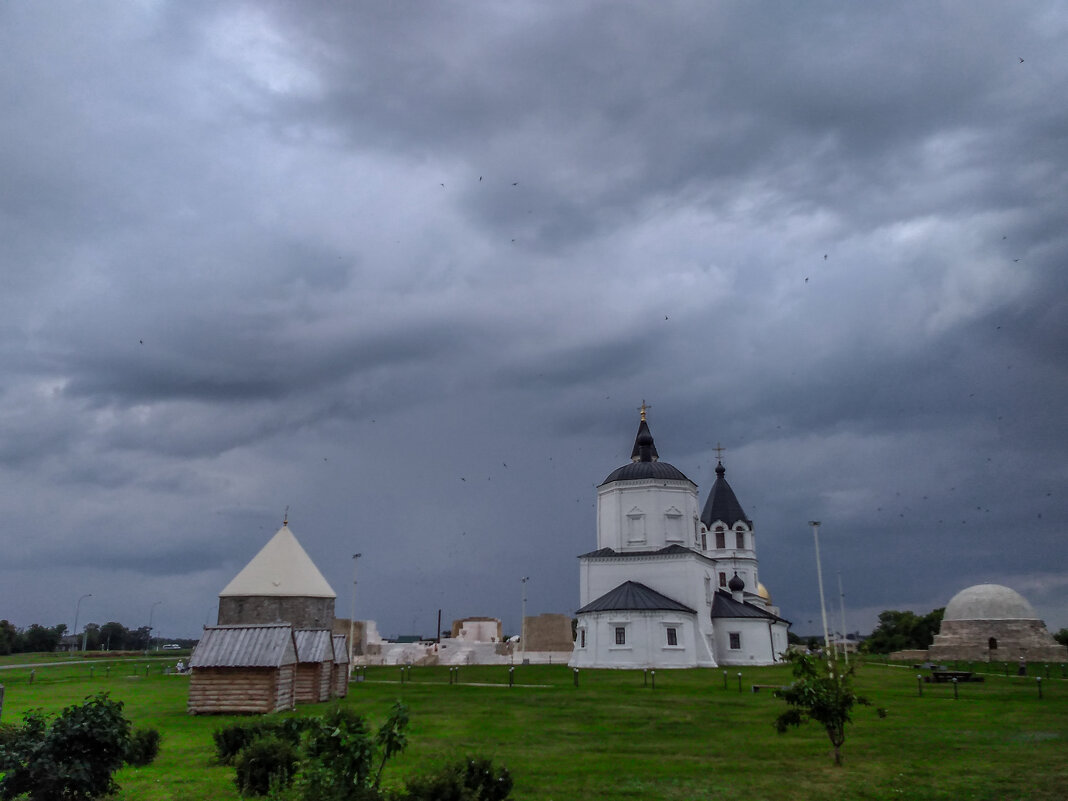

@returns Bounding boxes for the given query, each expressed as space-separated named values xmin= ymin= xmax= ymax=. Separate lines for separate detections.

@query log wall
xmin=188 ymin=666 xmax=295 ymax=715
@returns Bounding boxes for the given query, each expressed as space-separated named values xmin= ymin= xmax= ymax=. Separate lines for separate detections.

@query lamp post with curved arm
xmin=147 ymin=601 xmax=162 ymax=653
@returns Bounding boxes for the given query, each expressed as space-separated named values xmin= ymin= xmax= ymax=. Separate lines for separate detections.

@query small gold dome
xmin=756 ymin=582 xmax=771 ymax=602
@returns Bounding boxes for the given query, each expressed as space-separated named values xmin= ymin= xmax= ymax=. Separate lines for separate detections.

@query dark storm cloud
xmin=0 ymin=1 xmax=1066 ymax=640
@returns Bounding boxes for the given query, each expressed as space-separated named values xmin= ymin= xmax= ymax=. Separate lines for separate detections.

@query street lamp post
xmin=520 ymin=577 xmax=530 ymax=664
xmin=349 ymin=553 xmax=361 ymax=678
xmin=808 ymin=521 xmax=831 ymax=657
xmin=73 ymin=594 xmax=91 ymax=653
xmin=147 ymin=601 xmax=161 ymax=653
xmin=837 ymin=570 xmax=849 ymax=666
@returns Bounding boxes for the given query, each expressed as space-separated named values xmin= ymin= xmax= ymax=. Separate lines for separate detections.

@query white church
xmin=570 ymin=408 xmax=790 ymax=669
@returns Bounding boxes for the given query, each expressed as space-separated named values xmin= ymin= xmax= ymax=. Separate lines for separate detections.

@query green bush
xmin=0 ymin=692 xmax=131 ymax=801
xmin=233 ymin=735 xmax=299 ymax=797
xmin=125 ymin=727 xmax=162 ymax=767
xmin=400 ymin=757 xmax=513 ymax=801
xmin=213 ymin=718 xmax=310 ymax=765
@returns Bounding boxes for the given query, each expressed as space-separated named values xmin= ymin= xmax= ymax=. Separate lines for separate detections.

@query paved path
xmin=0 ymin=656 xmax=176 ymax=671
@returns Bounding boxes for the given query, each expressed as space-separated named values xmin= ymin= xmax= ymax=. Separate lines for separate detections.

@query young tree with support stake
xmin=774 ymin=650 xmax=870 ymax=765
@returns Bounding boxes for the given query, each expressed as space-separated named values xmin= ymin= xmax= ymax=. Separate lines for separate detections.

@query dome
xmin=943 ymin=584 xmax=1037 ymax=621
xmin=756 ymin=582 xmax=771 ymax=602
xmin=728 ymin=572 xmax=745 ymax=592
xmin=602 ymin=460 xmax=692 ymax=484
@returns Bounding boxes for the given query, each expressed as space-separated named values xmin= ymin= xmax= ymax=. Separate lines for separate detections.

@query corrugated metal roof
xmin=332 ymin=634 xmax=349 ymax=664
xmin=700 ymin=462 xmax=751 ymax=528
xmin=710 ymin=590 xmax=789 ymax=623
xmin=294 ymin=629 xmax=333 ymax=663
xmin=577 ymin=581 xmax=695 ymax=614
xmin=190 ymin=624 xmax=296 ymax=668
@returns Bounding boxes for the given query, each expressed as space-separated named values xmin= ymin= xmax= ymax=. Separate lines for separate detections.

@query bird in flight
xmin=512 ymin=182 xmax=519 ymax=186
xmin=440 ymin=183 xmax=446 ymax=189
xmin=1019 ymin=57 xmax=1024 ymax=63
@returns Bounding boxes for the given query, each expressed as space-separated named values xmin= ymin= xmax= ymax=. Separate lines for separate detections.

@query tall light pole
xmin=808 ymin=521 xmax=831 ymax=656
xmin=349 ymin=553 xmax=361 ymax=678
xmin=147 ymin=601 xmax=161 ymax=653
xmin=837 ymin=570 xmax=849 ymax=666
xmin=73 ymin=594 xmax=91 ymax=652
xmin=520 ymin=576 xmax=530 ymax=664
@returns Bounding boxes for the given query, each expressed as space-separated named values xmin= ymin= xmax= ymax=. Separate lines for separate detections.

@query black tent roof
xmin=576 ymin=580 xmax=696 ymax=614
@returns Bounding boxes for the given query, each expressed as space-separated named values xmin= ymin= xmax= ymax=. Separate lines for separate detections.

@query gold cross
xmin=638 ymin=400 xmax=651 ymax=421
xmin=713 ymin=442 xmax=726 ymax=461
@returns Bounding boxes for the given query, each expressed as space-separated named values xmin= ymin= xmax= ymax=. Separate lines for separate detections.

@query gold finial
xmin=283 ymin=505 xmax=289 ymax=526
xmin=639 ymin=400 xmax=651 ymax=421
xmin=713 ymin=442 xmax=726 ymax=461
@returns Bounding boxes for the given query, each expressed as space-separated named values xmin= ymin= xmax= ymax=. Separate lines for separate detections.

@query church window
xmin=701 ymin=533 xmax=707 ymax=550
xmin=666 ymin=627 xmax=678 ymax=646
xmin=665 ymin=508 xmax=684 ymax=542
xmin=715 ymin=528 xmax=726 ymax=549
xmin=626 ymin=509 xmax=646 ymax=543
xmin=736 ymin=531 xmax=745 ymax=549
xmin=988 ymin=637 xmax=997 ymax=650
xmin=719 ymin=572 xmax=727 ymax=587
xmin=729 ymin=632 xmax=741 ymax=650
xmin=615 ymin=627 xmax=626 ymax=645
xmin=704 ymin=576 xmax=712 ymax=605
xmin=580 ymin=629 xmax=586 ymax=648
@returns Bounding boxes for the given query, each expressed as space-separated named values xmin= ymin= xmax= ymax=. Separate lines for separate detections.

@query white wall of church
xmin=597 ymin=480 xmax=701 ymax=552
xmin=571 ymin=610 xmax=704 ymax=669
xmin=712 ymin=618 xmax=787 ymax=665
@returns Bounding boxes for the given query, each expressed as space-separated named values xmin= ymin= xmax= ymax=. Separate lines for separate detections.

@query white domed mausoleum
xmin=570 ymin=408 xmax=789 ymax=669
xmin=927 ymin=584 xmax=1067 ymax=662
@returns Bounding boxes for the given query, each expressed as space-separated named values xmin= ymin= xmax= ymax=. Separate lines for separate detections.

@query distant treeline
xmin=0 ymin=620 xmax=195 ymax=654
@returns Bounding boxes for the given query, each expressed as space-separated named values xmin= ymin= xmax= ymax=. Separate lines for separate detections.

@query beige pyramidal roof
xmin=220 ymin=525 xmax=337 ymax=599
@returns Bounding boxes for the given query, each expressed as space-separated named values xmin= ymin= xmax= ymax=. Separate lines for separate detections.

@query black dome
xmin=602 ymin=461 xmax=693 ymax=484
xmin=728 ymin=572 xmax=745 ymax=592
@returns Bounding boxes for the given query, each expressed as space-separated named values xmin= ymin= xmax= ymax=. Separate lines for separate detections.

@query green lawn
xmin=1 ymin=657 xmax=1065 ymax=800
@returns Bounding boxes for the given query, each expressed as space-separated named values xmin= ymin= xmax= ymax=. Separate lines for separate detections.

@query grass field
xmin=1 ymin=656 xmax=1066 ymax=800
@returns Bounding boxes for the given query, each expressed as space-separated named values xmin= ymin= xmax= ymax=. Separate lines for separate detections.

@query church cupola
xmin=728 ymin=571 xmax=746 ymax=602
xmin=700 ymin=461 xmax=752 ymax=529
xmin=630 ymin=403 xmax=659 ymax=463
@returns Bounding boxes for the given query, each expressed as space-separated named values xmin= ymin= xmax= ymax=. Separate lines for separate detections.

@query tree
xmin=100 ymin=621 xmax=130 ymax=651
xmin=774 ymin=651 xmax=870 ymax=765
xmin=20 ymin=624 xmax=66 ymax=654
xmin=0 ymin=620 xmax=17 ymax=656
xmin=861 ymin=608 xmax=943 ymax=654
xmin=1053 ymin=628 xmax=1068 ymax=647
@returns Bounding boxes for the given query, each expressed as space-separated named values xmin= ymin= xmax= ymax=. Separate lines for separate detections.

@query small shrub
xmin=214 ymin=718 xmax=311 ymax=765
xmin=126 ymin=727 xmax=162 ymax=766
xmin=401 ymin=756 xmax=513 ymax=801
xmin=234 ymin=735 xmax=299 ymax=797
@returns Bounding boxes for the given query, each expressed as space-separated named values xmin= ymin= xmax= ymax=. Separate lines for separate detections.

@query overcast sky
xmin=2 ymin=2 xmax=1066 ymax=642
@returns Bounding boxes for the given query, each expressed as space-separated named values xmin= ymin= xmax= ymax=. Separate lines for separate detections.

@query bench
xmin=928 ymin=670 xmax=984 ymax=683
xmin=751 ymin=684 xmax=788 ymax=693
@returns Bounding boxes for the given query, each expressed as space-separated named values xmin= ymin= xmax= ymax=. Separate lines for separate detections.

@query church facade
xmin=570 ymin=410 xmax=789 ymax=669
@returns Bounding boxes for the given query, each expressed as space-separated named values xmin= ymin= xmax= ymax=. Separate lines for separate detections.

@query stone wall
xmin=523 ymin=613 xmax=574 ymax=653
xmin=218 ymin=595 xmax=335 ymax=630
xmin=928 ymin=618 xmax=1068 ymax=662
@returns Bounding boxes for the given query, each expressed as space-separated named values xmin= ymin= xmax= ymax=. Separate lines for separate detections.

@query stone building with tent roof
xmin=189 ymin=519 xmax=348 ymax=713
xmin=570 ymin=408 xmax=789 ymax=669
xmin=217 ymin=519 xmax=337 ymax=629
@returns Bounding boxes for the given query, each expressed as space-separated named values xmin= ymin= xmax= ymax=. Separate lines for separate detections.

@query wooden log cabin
xmin=187 ymin=624 xmax=297 ymax=714
xmin=294 ymin=628 xmax=334 ymax=704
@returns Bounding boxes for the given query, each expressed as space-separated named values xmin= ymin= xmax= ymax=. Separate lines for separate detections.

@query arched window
xmin=715 ymin=526 xmax=726 ymax=549
xmin=988 ymin=637 xmax=998 ymax=650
